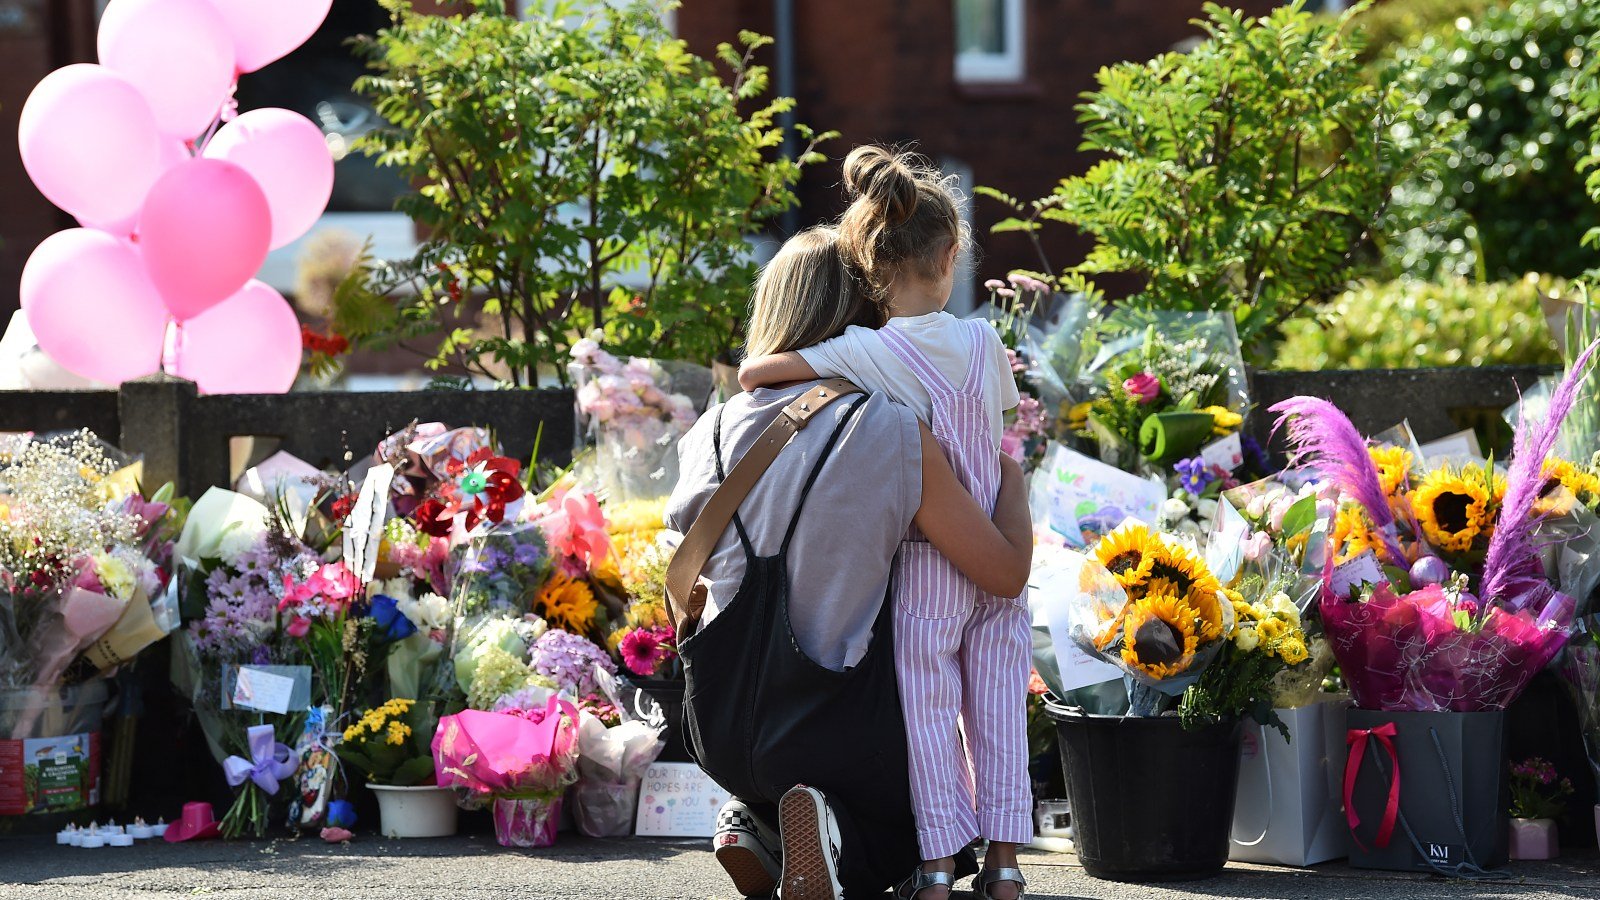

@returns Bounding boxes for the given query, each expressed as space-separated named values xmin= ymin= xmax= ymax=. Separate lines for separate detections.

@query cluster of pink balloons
xmin=16 ymin=0 xmax=333 ymax=393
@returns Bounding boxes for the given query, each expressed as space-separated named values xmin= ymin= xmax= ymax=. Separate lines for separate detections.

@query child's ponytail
xmin=837 ymin=145 xmax=968 ymax=306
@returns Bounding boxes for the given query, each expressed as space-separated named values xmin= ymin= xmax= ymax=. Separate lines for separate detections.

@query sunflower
xmin=1119 ymin=592 xmax=1199 ymax=680
xmin=1368 ymin=445 xmax=1414 ymax=500
xmin=535 ymin=571 xmax=599 ymax=633
xmin=1412 ymin=468 xmax=1494 ymax=554
xmin=1144 ymin=540 xmax=1222 ymax=612
xmin=1539 ymin=459 xmax=1600 ymax=516
xmin=1092 ymin=524 xmax=1158 ymax=590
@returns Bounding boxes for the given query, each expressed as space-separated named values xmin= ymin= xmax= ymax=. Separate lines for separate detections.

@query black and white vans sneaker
xmin=714 ymin=800 xmax=781 ymax=898
xmin=776 ymin=786 xmax=844 ymax=900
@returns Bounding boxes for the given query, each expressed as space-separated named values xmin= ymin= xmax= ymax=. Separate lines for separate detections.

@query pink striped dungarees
xmin=880 ymin=320 xmax=1034 ymax=861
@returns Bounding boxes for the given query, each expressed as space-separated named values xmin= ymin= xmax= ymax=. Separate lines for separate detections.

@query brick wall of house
xmin=677 ymin=0 xmax=1279 ymax=290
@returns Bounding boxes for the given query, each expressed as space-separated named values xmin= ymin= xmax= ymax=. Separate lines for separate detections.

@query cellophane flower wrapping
xmin=1321 ymin=580 xmax=1574 ymax=712
xmin=1072 ymin=310 xmax=1250 ymax=476
xmin=0 ymin=432 xmax=177 ymax=698
xmin=569 ymin=338 xmax=708 ymax=504
xmin=1559 ymin=617 xmax=1600 ymax=799
xmin=433 ymin=695 xmax=580 ymax=807
xmin=571 ymin=669 xmax=665 ymax=837
xmin=1061 ymin=523 xmax=1235 ymax=708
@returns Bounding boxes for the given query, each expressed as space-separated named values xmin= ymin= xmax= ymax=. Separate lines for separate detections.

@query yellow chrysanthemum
xmin=1092 ymin=524 xmax=1159 ymax=590
xmin=535 ymin=571 xmax=599 ymax=633
xmin=1119 ymin=593 xmax=1199 ymax=680
xmin=1201 ymin=406 xmax=1243 ymax=436
xmin=1368 ymin=445 xmax=1414 ymax=499
xmin=1279 ymin=637 xmax=1310 ymax=666
xmin=1413 ymin=468 xmax=1494 ymax=554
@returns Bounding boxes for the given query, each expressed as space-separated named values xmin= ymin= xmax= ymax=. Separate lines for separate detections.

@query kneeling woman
xmin=666 ymin=227 xmax=1032 ymax=900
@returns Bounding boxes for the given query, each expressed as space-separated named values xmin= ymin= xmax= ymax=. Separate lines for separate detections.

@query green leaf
xmin=1279 ymin=495 xmax=1320 ymax=537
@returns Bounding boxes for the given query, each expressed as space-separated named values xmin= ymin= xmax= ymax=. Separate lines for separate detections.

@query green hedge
xmin=1382 ymin=0 xmax=1600 ymax=281
xmin=1275 ymin=276 xmax=1564 ymax=370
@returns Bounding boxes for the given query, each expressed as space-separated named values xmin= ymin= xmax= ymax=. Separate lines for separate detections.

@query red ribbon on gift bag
xmin=1344 ymin=722 xmax=1401 ymax=851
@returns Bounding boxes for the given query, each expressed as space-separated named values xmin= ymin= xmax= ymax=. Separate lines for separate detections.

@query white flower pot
xmin=369 ymin=784 xmax=458 ymax=838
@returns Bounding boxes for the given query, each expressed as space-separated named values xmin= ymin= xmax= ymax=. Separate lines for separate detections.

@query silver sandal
xmin=893 ymin=868 xmax=956 ymax=899
xmin=973 ymin=867 xmax=1027 ymax=899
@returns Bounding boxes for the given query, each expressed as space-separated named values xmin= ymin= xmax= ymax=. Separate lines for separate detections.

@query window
xmin=955 ymin=0 xmax=1024 ymax=84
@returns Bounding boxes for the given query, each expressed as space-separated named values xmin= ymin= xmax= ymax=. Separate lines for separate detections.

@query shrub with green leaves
xmin=335 ymin=0 xmax=830 ymax=386
xmin=1274 ymin=275 xmax=1564 ymax=370
xmin=1348 ymin=0 xmax=1494 ymax=64
xmin=983 ymin=2 xmax=1448 ymax=358
xmin=1382 ymin=0 xmax=1600 ymax=281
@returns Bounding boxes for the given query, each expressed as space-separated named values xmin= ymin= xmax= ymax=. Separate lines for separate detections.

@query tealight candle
xmin=67 ymin=831 xmax=85 ymax=847
xmin=128 ymin=824 xmax=154 ymax=839
xmin=108 ymin=833 xmax=133 ymax=847
xmin=79 ymin=835 xmax=104 ymax=849
xmin=55 ymin=828 xmax=72 ymax=846
xmin=151 ymin=821 xmax=168 ymax=838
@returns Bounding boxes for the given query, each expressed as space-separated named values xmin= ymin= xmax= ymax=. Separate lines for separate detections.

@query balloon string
xmin=193 ymin=78 xmax=240 ymax=155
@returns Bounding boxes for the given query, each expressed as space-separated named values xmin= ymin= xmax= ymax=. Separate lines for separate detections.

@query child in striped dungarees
xmin=740 ymin=147 xmax=1033 ymax=900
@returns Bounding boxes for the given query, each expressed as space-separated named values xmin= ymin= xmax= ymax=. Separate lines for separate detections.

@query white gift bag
xmin=1229 ymin=698 xmax=1350 ymax=867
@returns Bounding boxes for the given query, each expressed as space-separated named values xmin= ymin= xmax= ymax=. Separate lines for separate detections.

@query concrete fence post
xmin=117 ymin=375 xmax=199 ymax=494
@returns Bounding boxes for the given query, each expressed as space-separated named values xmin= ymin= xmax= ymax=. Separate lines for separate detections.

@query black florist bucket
xmin=1047 ymin=702 xmax=1242 ymax=881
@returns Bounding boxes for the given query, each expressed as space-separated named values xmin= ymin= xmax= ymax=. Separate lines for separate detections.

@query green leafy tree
xmin=1383 ymin=0 xmax=1600 ymax=281
xmin=982 ymin=2 xmax=1449 ymax=357
xmin=335 ymin=0 xmax=830 ymax=387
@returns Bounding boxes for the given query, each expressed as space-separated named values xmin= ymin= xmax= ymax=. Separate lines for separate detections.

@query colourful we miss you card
xmin=1029 ymin=443 xmax=1167 ymax=547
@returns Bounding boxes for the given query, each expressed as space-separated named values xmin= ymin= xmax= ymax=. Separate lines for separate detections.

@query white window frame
xmin=955 ymin=0 xmax=1025 ymax=84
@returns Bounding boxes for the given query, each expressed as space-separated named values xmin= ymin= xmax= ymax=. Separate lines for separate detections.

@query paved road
xmin=0 ymin=833 xmax=1596 ymax=899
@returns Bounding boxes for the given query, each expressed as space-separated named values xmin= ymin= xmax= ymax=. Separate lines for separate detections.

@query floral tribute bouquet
xmin=0 ymin=431 xmax=179 ymax=700
xmin=1271 ymin=340 xmax=1600 ymax=714
xmin=336 ymin=697 xmax=435 ymax=787
xmin=1048 ymin=521 xmax=1313 ymax=731
xmin=1557 ymin=617 xmax=1600 ymax=809
xmin=570 ymin=336 xmax=704 ymax=503
xmin=433 ymin=693 xmax=580 ymax=847
xmin=1063 ymin=311 xmax=1267 ymax=543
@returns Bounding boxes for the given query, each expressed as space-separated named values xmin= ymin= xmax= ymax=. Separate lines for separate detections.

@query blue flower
xmin=369 ymin=595 xmax=418 ymax=643
xmin=1174 ymin=456 xmax=1216 ymax=495
xmin=327 ymin=799 xmax=357 ymax=829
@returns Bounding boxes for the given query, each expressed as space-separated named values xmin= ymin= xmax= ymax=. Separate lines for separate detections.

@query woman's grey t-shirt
xmin=666 ymin=384 xmax=922 ymax=671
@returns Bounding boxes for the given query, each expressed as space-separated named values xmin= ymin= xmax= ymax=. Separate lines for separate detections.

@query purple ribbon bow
xmin=223 ymin=724 xmax=298 ymax=795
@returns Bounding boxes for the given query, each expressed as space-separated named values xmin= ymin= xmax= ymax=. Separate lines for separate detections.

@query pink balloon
xmin=76 ymin=139 xmax=191 ymax=238
xmin=18 ymin=64 xmax=163 ymax=224
xmin=204 ymin=109 xmax=332 ymax=249
xmin=20 ymin=230 xmax=168 ymax=385
xmin=140 ymin=158 xmax=272 ymax=320
xmin=206 ymin=0 xmax=331 ymax=74
xmin=98 ymin=0 xmax=236 ymax=139
xmin=171 ymin=281 xmax=301 ymax=394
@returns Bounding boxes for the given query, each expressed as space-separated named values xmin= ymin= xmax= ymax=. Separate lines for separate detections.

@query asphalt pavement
xmin=0 ymin=833 xmax=1597 ymax=900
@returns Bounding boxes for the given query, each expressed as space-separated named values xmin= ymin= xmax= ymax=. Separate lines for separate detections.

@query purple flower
xmin=513 ymin=542 xmax=543 ymax=566
xmin=1240 ymin=433 xmax=1271 ymax=473
xmin=529 ymin=629 xmax=616 ymax=697
xmin=1175 ymin=456 xmax=1216 ymax=495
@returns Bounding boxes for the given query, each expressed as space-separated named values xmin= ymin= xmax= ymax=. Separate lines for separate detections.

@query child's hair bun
xmin=842 ymin=145 xmax=919 ymax=227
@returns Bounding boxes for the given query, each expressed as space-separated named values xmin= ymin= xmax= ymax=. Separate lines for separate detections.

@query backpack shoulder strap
xmin=666 ymin=379 xmax=862 ymax=632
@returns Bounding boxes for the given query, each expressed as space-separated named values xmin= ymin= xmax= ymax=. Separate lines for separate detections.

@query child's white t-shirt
xmin=796 ymin=311 xmax=1020 ymax=448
